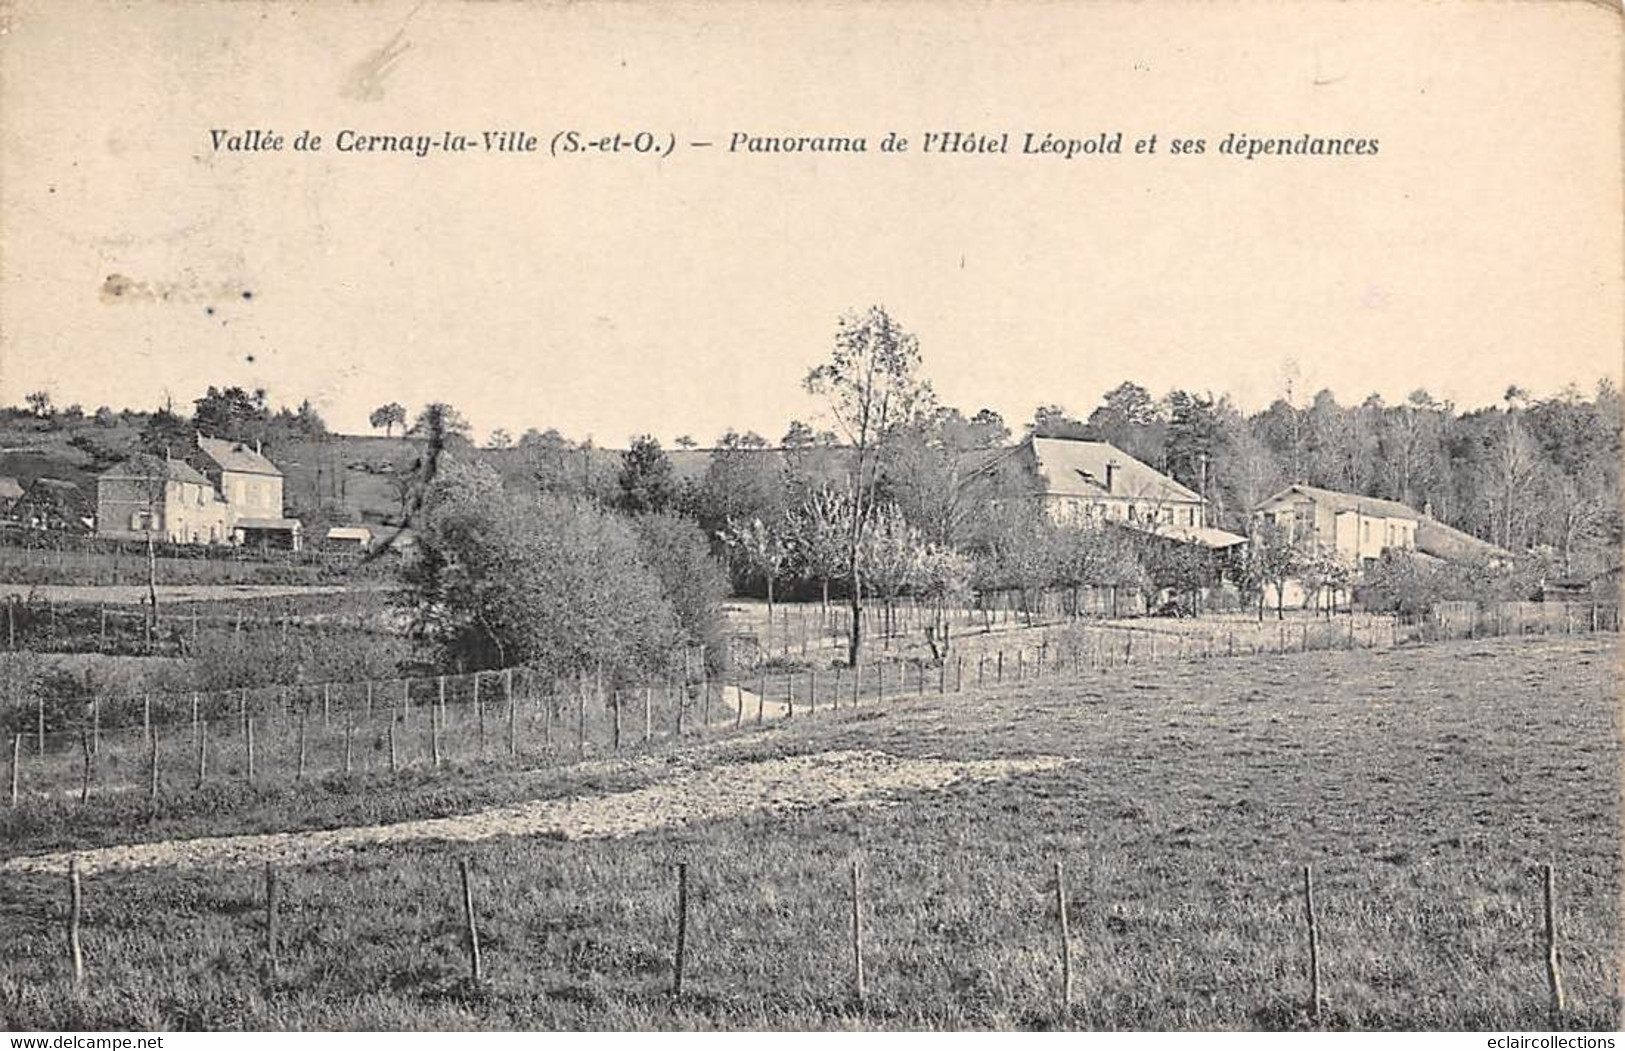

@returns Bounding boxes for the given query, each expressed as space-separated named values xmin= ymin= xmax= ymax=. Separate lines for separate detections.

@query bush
xmin=632 ymin=512 xmax=729 ymax=671
xmin=403 ymin=461 xmax=683 ymax=683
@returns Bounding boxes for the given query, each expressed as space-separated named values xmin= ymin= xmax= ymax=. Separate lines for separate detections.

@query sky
xmin=2 ymin=1 xmax=1620 ymax=446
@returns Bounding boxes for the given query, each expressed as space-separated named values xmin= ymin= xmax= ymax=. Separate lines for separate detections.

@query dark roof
xmin=197 ymin=435 xmax=282 ymax=477
xmin=235 ymin=517 xmax=301 ymax=531
xmin=99 ymin=455 xmax=209 ymax=485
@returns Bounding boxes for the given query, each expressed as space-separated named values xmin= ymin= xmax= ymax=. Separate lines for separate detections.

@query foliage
xmin=402 ymin=461 xmax=681 ymax=682
xmin=631 ymin=512 xmax=729 ymax=664
xmin=804 ymin=305 xmax=933 ymax=662
xmin=369 ymin=402 xmax=407 ymax=437
xmin=617 ymin=434 xmax=676 ymax=514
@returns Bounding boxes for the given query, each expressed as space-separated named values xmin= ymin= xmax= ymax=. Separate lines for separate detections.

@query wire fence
xmin=4 ymin=598 xmax=1616 ymax=808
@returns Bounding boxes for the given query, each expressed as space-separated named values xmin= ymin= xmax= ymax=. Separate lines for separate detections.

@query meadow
xmin=0 ymin=632 xmax=1616 ymax=1031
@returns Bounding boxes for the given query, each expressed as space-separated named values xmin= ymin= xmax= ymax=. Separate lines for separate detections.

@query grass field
xmin=0 ymin=634 xmax=1617 ymax=1031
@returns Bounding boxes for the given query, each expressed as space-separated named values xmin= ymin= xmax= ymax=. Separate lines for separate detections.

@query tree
xmin=632 ymin=513 xmax=730 ymax=666
xmin=618 ymin=434 xmax=676 ymax=514
xmin=786 ymin=487 xmax=852 ymax=618
xmin=719 ymin=515 xmax=792 ymax=624
xmin=915 ymin=540 xmax=972 ymax=659
xmin=804 ymin=305 xmax=933 ymax=664
xmin=1086 ymin=382 xmax=1167 ymax=467
xmin=857 ymin=503 xmax=922 ymax=639
xmin=411 ymin=402 xmax=471 ymax=444
xmin=403 ymin=461 xmax=681 ymax=679
xmin=487 ymin=428 xmax=513 ymax=450
xmin=193 ymin=386 xmax=269 ymax=442
xmin=370 ymin=402 xmax=408 ymax=438
xmin=23 ymin=390 xmax=53 ymax=418
xmin=1246 ymin=519 xmax=1302 ymax=620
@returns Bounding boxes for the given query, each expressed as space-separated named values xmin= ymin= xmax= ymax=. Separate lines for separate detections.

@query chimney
xmin=1104 ymin=460 xmax=1118 ymax=494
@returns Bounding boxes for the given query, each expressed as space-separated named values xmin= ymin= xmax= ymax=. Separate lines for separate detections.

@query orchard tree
xmin=1247 ymin=519 xmax=1303 ymax=621
xmin=804 ymin=305 xmax=933 ymax=664
xmin=370 ymin=402 xmax=408 ymax=437
xmin=788 ymin=487 xmax=852 ymax=619
xmin=719 ymin=515 xmax=792 ymax=623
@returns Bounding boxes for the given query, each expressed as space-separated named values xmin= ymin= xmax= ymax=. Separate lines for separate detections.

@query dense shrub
xmin=402 ymin=461 xmax=684 ymax=683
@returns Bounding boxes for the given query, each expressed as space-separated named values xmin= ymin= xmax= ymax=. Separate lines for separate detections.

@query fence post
xmin=1304 ymin=864 xmax=1322 ymax=1022
xmin=68 ymin=857 xmax=84 ymax=986
xmin=80 ymin=729 xmax=92 ymax=803
xmin=195 ymin=720 xmax=207 ymax=788
xmin=1055 ymin=859 xmax=1072 ymax=1012
xmin=245 ymin=717 xmax=256 ymax=785
xmin=388 ymin=716 xmax=398 ymax=773
xmin=577 ymin=679 xmax=588 ymax=757
xmin=878 ymin=662 xmax=885 ymax=703
xmin=91 ymin=699 xmax=99 ymax=756
xmin=507 ymin=671 xmax=518 ymax=759
xmin=612 ymin=689 xmax=622 ymax=751
xmin=644 ymin=686 xmax=653 ymax=744
xmin=672 ymin=862 xmax=689 ymax=997
xmin=264 ymin=863 xmax=279 ymax=977
xmin=9 ymin=733 xmax=19 ymax=806
xmin=475 ymin=674 xmax=485 ymax=758
xmin=997 ymin=650 xmax=1004 ymax=683
xmin=786 ymin=670 xmax=794 ymax=719
xmin=810 ymin=668 xmax=817 ymax=715
xmin=1544 ymin=863 xmax=1566 ymax=1025
xmin=37 ymin=694 xmax=45 ymax=755
xmin=432 ymin=691 xmax=443 ymax=769
xmin=148 ymin=728 xmax=160 ymax=806
xmin=344 ymin=720 xmax=354 ymax=774
xmin=323 ymin=684 xmax=331 ymax=732
xmin=850 ymin=858 xmax=866 ymax=1008
xmin=460 ymin=858 xmax=483 ymax=982
xmin=191 ymin=693 xmax=200 ymax=749
xmin=297 ymin=708 xmax=308 ymax=782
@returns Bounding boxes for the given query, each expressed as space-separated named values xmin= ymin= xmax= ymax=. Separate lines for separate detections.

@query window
xmin=1362 ymin=521 xmax=1370 ymax=542
xmin=1127 ymin=505 xmax=1138 ymax=522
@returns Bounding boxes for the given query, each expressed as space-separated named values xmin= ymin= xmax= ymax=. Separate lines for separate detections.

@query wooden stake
xmin=460 ymin=857 xmax=483 ymax=982
xmin=388 ymin=716 xmax=398 ymax=773
xmin=850 ymin=858 xmax=866 ymax=1007
xmin=1544 ymin=862 xmax=1566 ymax=1024
xmin=79 ymin=729 xmax=92 ymax=804
xmin=612 ymin=689 xmax=622 ymax=751
xmin=246 ymin=717 xmax=256 ymax=785
xmin=431 ymin=693 xmax=442 ymax=769
xmin=344 ymin=722 xmax=354 ymax=774
xmin=9 ymin=732 xmax=19 ymax=807
xmin=195 ymin=720 xmax=207 ymax=788
xmin=68 ymin=857 xmax=84 ymax=986
xmin=672 ymin=862 xmax=689 ymax=997
xmin=148 ymin=728 xmax=160 ymax=805
xmin=296 ymin=707 xmax=308 ymax=782
xmin=264 ymin=863 xmax=279 ymax=977
xmin=1304 ymin=864 xmax=1322 ymax=1021
xmin=1055 ymin=859 xmax=1072 ymax=1012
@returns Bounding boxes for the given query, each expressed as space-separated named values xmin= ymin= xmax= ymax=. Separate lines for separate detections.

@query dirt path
xmin=0 ymin=749 xmax=1070 ymax=877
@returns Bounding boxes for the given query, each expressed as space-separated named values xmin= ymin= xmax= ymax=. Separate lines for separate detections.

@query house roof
xmin=197 ymin=435 xmax=282 ymax=477
xmin=1028 ymin=437 xmax=1201 ymax=504
xmin=1415 ymin=518 xmax=1508 ymax=563
xmin=326 ymin=525 xmax=373 ymax=540
xmin=1258 ymin=483 xmax=1509 ymax=562
xmin=235 ymin=517 xmax=302 ymax=531
xmin=99 ymin=455 xmax=209 ymax=485
xmin=1112 ymin=518 xmax=1247 ymax=549
xmin=1258 ymin=484 xmax=1421 ymax=522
